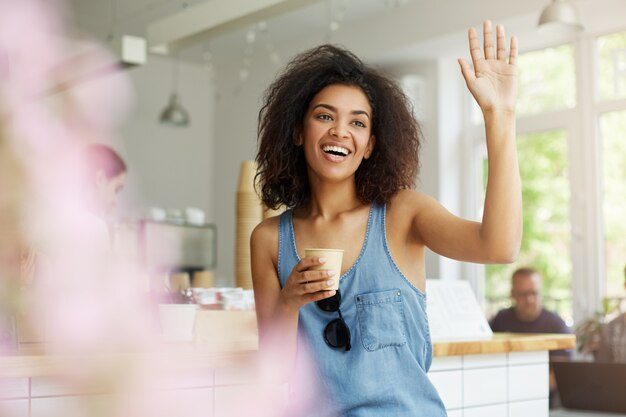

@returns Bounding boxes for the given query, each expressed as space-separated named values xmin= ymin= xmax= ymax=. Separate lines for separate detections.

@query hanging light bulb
xmin=159 ymin=57 xmax=190 ymax=127
xmin=538 ymin=0 xmax=584 ymax=34
xmin=159 ymin=93 xmax=189 ymax=127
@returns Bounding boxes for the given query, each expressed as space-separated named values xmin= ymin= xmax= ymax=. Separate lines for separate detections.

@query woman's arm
xmin=411 ymin=21 xmax=521 ymax=264
xmin=250 ymin=218 xmax=336 ymax=375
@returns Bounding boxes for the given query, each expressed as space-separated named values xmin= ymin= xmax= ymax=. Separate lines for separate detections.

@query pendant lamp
xmin=159 ymin=58 xmax=190 ymax=127
xmin=538 ymin=0 xmax=584 ymax=34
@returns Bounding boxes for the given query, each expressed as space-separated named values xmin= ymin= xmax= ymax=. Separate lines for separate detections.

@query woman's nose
xmin=329 ymin=124 xmax=349 ymax=138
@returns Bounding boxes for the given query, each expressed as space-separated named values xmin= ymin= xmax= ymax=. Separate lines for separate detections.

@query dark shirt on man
xmin=490 ymin=307 xmax=573 ymax=359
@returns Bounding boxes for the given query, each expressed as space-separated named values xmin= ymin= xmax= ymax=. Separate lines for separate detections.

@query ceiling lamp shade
xmin=159 ymin=93 xmax=190 ymax=127
xmin=538 ymin=0 xmax=584 ymax=34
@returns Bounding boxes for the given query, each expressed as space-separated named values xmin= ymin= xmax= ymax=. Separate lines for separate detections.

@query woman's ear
xmin=95 ymin=170 xmax=107 ymax=187
xmin=293 ymin=132 xmax=303 ymax=146
xmin=364 ymin=135 xmax=376 ymax=159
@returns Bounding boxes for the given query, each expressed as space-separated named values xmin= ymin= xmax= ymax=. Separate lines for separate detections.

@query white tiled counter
xmin=428 ymin=333 xmax=575 ymax=417
xmin=1 ymin=318 xmax=574 ymax=417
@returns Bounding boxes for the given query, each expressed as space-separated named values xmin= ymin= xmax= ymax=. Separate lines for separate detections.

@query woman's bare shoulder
xmin=388 ymin=189 xmax=436 ymax=212
xmin=251 ymin=215 xmax=280 ymax=247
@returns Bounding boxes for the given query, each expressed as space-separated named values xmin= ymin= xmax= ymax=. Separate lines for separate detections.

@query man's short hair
xmin=512 ymin=267 xmax=539 ymax=280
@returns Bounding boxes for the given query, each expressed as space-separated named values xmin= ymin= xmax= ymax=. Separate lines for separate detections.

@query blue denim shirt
xmin=278 ymin=203 xmax=447 ymax=417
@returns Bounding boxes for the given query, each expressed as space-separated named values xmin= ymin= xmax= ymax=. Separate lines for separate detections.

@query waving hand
xmin=459 ymin=20 xmax=518 ymax=113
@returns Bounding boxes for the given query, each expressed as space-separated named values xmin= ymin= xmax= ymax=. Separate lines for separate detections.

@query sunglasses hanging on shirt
xmin=316 ymin=289 xmax=351 ymax=351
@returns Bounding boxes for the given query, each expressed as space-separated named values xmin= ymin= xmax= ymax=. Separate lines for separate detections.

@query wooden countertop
xmin=433 ymin=332 xmax=576 ymax=357
xmin=1 ymin=333 xmax=575 ymax=378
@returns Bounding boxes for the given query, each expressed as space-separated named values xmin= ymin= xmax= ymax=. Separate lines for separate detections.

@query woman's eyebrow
xmin=312 ymin=103 xmax=370 ymax=119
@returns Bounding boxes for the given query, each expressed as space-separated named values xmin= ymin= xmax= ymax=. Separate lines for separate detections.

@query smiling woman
xmin=251 ymin=20 xmax=521 ymax=417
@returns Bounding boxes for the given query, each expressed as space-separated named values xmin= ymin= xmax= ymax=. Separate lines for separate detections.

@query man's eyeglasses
xmin=513 ymin=290 xmax=539 ymax=299
xmin=316 ymin=289 xmax=351 ymax=351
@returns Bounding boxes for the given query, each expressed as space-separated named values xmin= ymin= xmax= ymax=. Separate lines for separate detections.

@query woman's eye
xmin=316 ymin=114 xmax=332 ymax=121
xmin=353 ymin=120 xmax=366 ymax=128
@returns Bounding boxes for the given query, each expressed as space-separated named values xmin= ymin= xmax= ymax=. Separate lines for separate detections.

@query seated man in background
xmin=597 ymin=265 xmax=626 ymax=363
xmin=490 ymin=267 xmax=570 ymax=334
xmin=490 ymin=267 xmax=572 ymax=408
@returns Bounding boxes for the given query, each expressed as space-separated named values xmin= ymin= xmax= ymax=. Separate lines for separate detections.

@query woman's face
xmin=94 ymin=170 xmax=126 ymax=219
xmin=300 ymin=84 xmax=375 ymax=184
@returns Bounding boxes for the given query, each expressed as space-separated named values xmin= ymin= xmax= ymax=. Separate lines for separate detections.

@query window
xmin=517 ymin=44 xmax=576 ymax=116
xmin=598 ymin=32 xmax=626 ymax=100
xmin=484 ymin=130 xmax=572 ymax=323
xmin=600 ymin=110 xmax=626 ymax=298
xmin=597 ymin=30 xmax=626 ymax=307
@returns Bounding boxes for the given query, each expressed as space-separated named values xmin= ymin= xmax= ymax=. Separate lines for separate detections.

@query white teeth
xmin=322 ymin=145 xmax=349 ymax=156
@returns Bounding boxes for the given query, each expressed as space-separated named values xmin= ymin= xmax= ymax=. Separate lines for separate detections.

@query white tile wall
xmin=463 ymin=403 xmax=508 ymax=417
xmin=428 ymin=370 xmax=463 ymax=410
xmin=463 ymin=353 xmax=507 ymax=369
xmin=509 ymin=398 xmax=549 ymax=417
xmin=429 ymin=348 xmax=550 ymax=414
xmin=0 ymin=399 xmax=29 ymax=417
xmin=508 ymin=351 xmax=548 ymax=365
xmin=214 ymin=365 xmax=257 ymax=386
xmin=30 ymin=394 xmax=111 ymax=417
xmin=160 ymin=387 xmax=214 ymax=417
xmin=463 ymin=367 xmax=508 ymax=407
xmin=157 ymin=371 xmax=214 ymax=390
xmin=214 ymin=384 xmax=288 ymax=417
xmin=508 ymin=363 xmax=549 ymax=401
xmin=0 ymin=378 xmax=28 ymax=399
xmin=430 ymin=355 xmax=463 ymax=372
xmin=7 ymin=348 xmax=552 ymax=417
xmin=31 ymin=377 xmax=99 ymax=397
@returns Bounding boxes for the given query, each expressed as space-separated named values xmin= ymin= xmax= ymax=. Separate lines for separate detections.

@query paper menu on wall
xmin=425 ymin=279 xmax=493 ymax=342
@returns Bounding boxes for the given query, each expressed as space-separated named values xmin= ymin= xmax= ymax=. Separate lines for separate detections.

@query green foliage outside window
xmin=600 ymin=110 xmax=626 ymax=297
xmin=597 ymin=32 xmax=626 ymax=100
xmin=484 ymin=131 xmax=572 ymax=322
xmin=516 ymin=44 xmax=576 ymax=116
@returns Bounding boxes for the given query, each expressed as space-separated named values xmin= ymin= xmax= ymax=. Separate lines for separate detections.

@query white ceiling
xmin=67 ymin=0 xmax=624 ymax=68
xmin=68 ymin=0 xmax=426 ymax=63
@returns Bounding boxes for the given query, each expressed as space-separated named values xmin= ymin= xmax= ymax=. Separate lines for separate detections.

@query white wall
xmin=118 ymin=55 xmax=215 ymax=223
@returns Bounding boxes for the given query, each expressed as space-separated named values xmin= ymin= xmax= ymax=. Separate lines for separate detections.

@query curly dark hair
xmin=256 ymin=44 xmax=422 ymax=210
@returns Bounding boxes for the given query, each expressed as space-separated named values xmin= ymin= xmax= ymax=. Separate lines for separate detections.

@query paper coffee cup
xmin=192 ymin=270 xmax=214 ymax=288
xmin=304 ymin=248 xmax=343 ymax=291
xmin=169 ymin=272 xmax=190 ymax=293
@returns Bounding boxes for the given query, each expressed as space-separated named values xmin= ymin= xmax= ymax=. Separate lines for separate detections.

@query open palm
xmin=459 ymin=21 xmax=518 ymax=113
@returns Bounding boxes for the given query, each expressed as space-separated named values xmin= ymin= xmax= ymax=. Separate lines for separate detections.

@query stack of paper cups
xmin=235 ymin=161 xmax=263 ymax=289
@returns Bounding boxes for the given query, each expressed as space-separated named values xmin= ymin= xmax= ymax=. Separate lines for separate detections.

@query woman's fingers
xmin=297 ymin=269 xmax=335 ymax=294
xmin=294 ymin=255 xmax=326 ymax=273
xmin=302 ymin=289 xmax=336 ymax=304
xmin=458 ymin=58 xmax=476 ymax=85
xmin=509 ymin=35 xmax=518 ymax=66
xmin=468 ymin=26 xmax=482 ymax=68
xmin=469 ymin=21 xmax=514 ymax=65
xmin=496 ymin=24 xmax=507 ymax=61
xmin=483 ymin=20 xmax=494 ymax=60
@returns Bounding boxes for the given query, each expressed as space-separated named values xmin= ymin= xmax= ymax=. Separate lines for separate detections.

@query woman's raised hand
xmin=279 ymin=257 xmax=337 ymax=311
xmin=458 ymin=20 xmax=518 ymax=114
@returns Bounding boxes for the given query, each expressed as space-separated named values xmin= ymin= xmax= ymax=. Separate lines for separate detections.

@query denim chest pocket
xmin=355 ymin=289 xmax=407 ymax=351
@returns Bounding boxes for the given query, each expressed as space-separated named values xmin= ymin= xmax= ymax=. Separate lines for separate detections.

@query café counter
xmin=0 ymin=328 xmax=574 ymax=417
